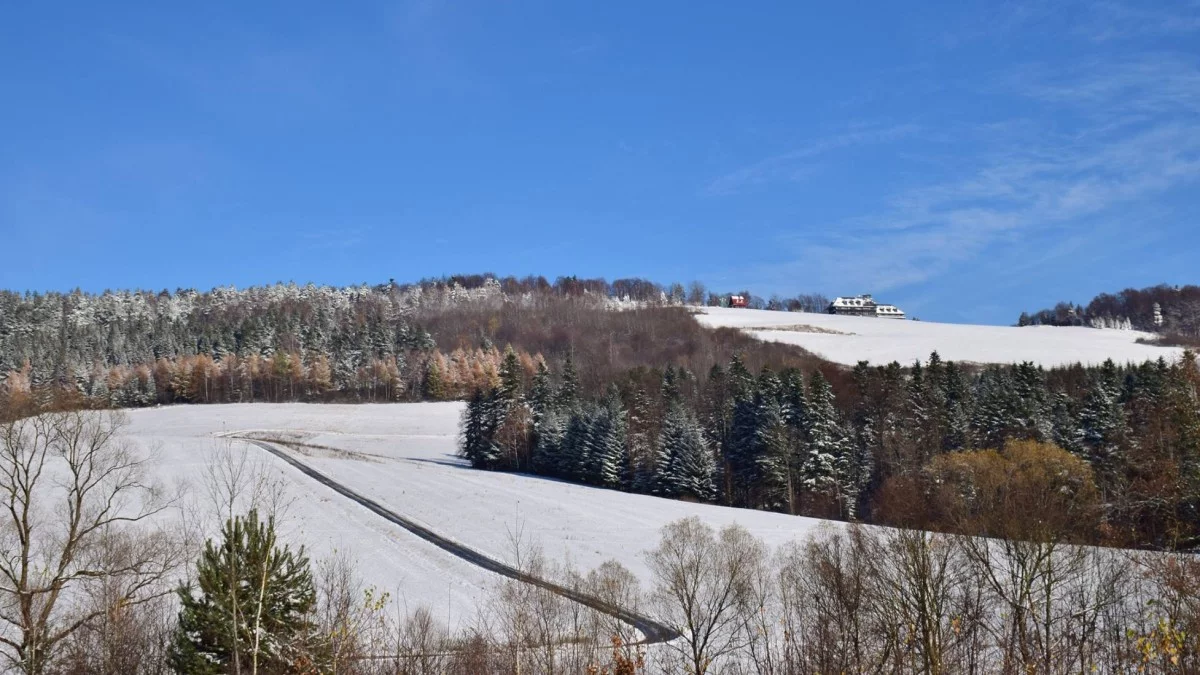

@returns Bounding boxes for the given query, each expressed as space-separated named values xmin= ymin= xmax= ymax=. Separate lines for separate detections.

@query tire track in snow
xmin=237 ymin=437 xmax=680 ymax=646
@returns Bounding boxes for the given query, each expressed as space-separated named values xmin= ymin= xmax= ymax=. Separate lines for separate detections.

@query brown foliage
xmin=415 ymin=297 xmax=821 ymax=398
xmin=881 ymin=440 xmax=1102 ymax=543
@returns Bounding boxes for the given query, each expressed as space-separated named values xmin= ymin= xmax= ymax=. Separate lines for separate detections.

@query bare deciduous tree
xmin=202 ymin=437 xmax=294 ymax=525
xmin=776 ymin=525 xmax=884 ymax=674
xmin=585 ymin=560 xmax=643 ymax=661
xmin=872 ymin=527 xmax=967 ymax=675
xmin=0 ymin=410 xmax=179 ymax=674
xmin=645 ymin=517 xmax=766 ymax=675
xmin=312 ymin=551 xmax=389 ymax=673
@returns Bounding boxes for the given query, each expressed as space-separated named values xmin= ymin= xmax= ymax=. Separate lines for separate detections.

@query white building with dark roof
xmin=828 ymin=294 xmax=906 ymax=319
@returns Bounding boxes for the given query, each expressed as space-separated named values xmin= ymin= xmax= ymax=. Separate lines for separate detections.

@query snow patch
xmin=696 ymin=307 xmax=1184 ymax=367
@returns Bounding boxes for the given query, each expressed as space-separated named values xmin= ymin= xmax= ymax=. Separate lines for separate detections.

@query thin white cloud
xmin=938 ymin=0 xmax=1200 ymax=47
xmin=703 ymin=124 xmax=920 ymax=196
xmin=1078 ymin=0 xmax=1200 ymax=41
xmin=746 ymin=56 xmax=1200 ymax=294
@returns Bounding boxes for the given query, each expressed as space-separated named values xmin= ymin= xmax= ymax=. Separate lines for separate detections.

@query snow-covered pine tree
xmin=1011 ymin=361 xmax=1052 ymax=442
xmin=90 ymin=368 xmax=110 ymax=403
xmin=627 ymin=385 xmax=655 ymax=492
xmin=847 ymin=360 xmax=881 ymax=484
xmin=727 ymin=353 xmax=755 ymax=400
xmin=460 ymin=388 xmax=490 ymax=467
xmin=559 ymin=353 xmax=580 ymax=411
xmin=753 ymin=387 xmax=795 ymax=512
xmin=701 ymin=363 xmax=731 ymax=447
xmin=487 ymin=345 xmax=530 ymax=466
xmin=647 ymin=421 xmax=676 ymax=498
xmin=804 ymin=371 xmax=861 ymax=518
xmin=1050 ymin=390 xmax=1080 ymax=453
xmin=972 ymin=366 xmax=1017 ymax=449
xmin=497 ymin=345 xmax=523 ymax=403
xmin=661 ymin=365 xmax=683 ymax=405
xmin=141 ymin=370 xmax=157 ymax=405
xmin=587 ymin=385 xmax=628 ymax=489
xmin=529 ymin=358 xmax=554 ymax=430
xmin=675 ymin=411 xmax=717 ymax=502
xmin=803 ymin=371 xmax=840 ymax=491
xmin=780 ymin=368 xmax=808 ymax=431
xmin=650 ymin=399 xmax=687 ymax=498
xmin=726 ymin=383 xmax=761 ymax=506
xmin=654 ymin=401 xmax=716 ymax=502
xmin=701 ymin=363 xmax=734 ymax=501
xmin=1076 ymin=367 xmax=1126 ymax=478
xmin=1166 ymin=353 xmax=1200 ymax=506
xmin=917 ymin=352 xmax=953 ymax=455
xmin=903 ymin=359 xmax=933 ymax=462
xmin=534 ymin=408 xmax=567 ymax=476
xmin=561 ymin=405 xmax=594 ymax=482
xmin=942 ymin=360 xmax=971 ymax=451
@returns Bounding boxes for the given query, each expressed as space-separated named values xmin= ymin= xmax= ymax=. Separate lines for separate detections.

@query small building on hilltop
xmin=728 ymin=294 xmax=749 ymax=308
xmin=828 ymin=294 xmax=906 ymax=319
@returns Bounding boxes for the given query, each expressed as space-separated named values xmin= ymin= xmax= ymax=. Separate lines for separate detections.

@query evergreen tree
xmin=803 ymin=372 xmax=840 ymax=492
xmin=489 ymin=345 xmax=528 ymax=467
xmin=779 ymin=368 xmax=808 ymax=430
xmin=170 ymin=510 xmax=316 ymax=674
xmin=90 ymin=370 xmax=110 ymax=403
xmin=460 ymin=389 xmax=504 ymax=468
xmin=701 ymin=363 xmax=731 ymax=445
xmin=1166 ymin=352 xmax=1200 ymax=528
xmin=804 ymin=371 xmax=862 ymax=518
xmin=141 ymin=370 xmax=157 ymax=405
xmin=529 ymin=358 xmax=554 ymax=430
xmin=653 ymin=402 xmax=716 ymax=502
xmin=627 ymin=385 xmax=655 ymax=492
xmin=701 ymin=364 xmax=733 ymax=501
xmin=972 ymin=366 xmax=1016 ymax=449
xmin=942 ymin=360 xmax=971 ymax=451
xmin=726 ymin=382 xmax=761 ymax=507
xmin=848 ymin=361 xmax=881 ymax=492
xmin=587 ymin=385 xmax=628 ymax=489
xmin=1050 ymin=391 xmax=1081 ymax=453
xmin=727 ymin=353 xmax=755 ymax=400
xmin=534 ymin=408 xmax=567 ymax=476
xmin=559 ymin=353 xmax=580 ymax=410
xmin=1076 ymin=370 xmax=1126 ymax=478
xmin=497 ymin=345 xmax=523 ymax=403
xmin=647 ymin=424 xmax=675 ymax=498
xmin=423 ymin=358 xmax=446 ymax=400
xmin=652 ymin=398 xmax=715 ymax=499
xmin=561 ymin=406 xmax=594 ymax=482
xmin=753 ymin=387 xmax=795 ymax=512
xmin=1011 ymin=361 xmax=1052 ymax=441
xmin=902 ymin=360 xmax=933 ymax=463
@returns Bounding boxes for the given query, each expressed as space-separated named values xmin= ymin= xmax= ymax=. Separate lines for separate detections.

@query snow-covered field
xmin=696 ymin=306 xmax=1183 ymax=367
xmin=127 ymin=403 xmax=826 ymax=629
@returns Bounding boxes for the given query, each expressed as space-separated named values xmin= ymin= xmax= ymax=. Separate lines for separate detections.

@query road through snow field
xmin=124 ymin=404 xmax=828 ymax=631
xmin=237 ymin=437 xmax=680 ymax=645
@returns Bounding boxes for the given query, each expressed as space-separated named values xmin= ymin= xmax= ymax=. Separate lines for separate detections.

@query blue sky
xmin=2 ymin=1 xmax=1199 ymax=324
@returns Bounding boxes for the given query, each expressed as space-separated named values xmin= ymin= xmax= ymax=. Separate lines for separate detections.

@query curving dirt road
xmin=238 ymin=437 xmax=680 ymax=646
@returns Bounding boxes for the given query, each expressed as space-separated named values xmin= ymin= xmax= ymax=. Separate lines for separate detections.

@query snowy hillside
xmin=127 ymin=402 xmax=827 ymax=629
xmin=696 ymin=306 xmax=1184 ymax=367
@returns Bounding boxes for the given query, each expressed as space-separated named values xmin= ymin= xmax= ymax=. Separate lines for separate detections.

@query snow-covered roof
xmin=830 ymin=295 xmax=905 ymax=316
xmin=831 ymin=296 xmax=874 ymax=307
